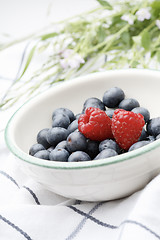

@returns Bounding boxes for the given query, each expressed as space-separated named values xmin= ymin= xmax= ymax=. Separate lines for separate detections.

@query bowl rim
xmin=5 ymin=68 xmax=160 ymax=170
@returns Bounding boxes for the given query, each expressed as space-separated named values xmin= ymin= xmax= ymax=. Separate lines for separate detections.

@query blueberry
xmin=52 ymin=108 xmax=75 ymax=122
xmin=68 ymin=151 xmax=91 ymax=162
xmin=86 ymin=139 xmax=99 ymax=159
xmin=102 ymin=87 xmax=125 ymax=108
xmin=49 ymin=148 xmax=69 ymax=162
xmin=47 ymin=127 xmax=69 ymax=146
xmin=34 ymin=150 xmax=49 ymax=160
xmin=99 ymin=139 xmax=121 ymax=154
xmin=29 ymin=143 xmax=45 ymax=156
xmin=67 ymin=119 xmax=78 ymax=133
xmin=75 ymin=113 xmax=81 ymax=120
xmin=52 ymin=113 xmax=70 ymax=129
xmin=66 ymin=131 xmax=87 ymax=152
xmin=146 ymin=135 xmax=155 ymax=142
xmin=138 ymin=128 xmax=148 ymax=141
xmin=105 ymin=109 xmax=115 ymax=119
xmin=55 ymin=140 xmax=68 ymax=150
xmin=146 ymin=117 xmax=160 ymax=137
xmin=128 ymin=141 xmax=149 ymax=151
xmin=47 ymin=146 xmax=55 ymax=152
xmin=118 ymin=98 xmax=140 ymax=111
xmin=156 ymin=134 xmax=160 ymax=140
xmin=37 ymin=128 xmax=51 ymax=148
xmin=82 ymin=97 xmax=106 ymax=113
xmin=94 ymin=149 xmax=118 ymax=160
xmin=132 ymin=107 xmax=150 ymax=123
xmin=83 ymin=97 xmax=104 ymax=107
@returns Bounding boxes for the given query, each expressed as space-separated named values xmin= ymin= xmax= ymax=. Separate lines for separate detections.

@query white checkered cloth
xmin=1 ymin=27 xmax=160 ymax=240
xmin=1 ymin=129 xmax=160 ymax=240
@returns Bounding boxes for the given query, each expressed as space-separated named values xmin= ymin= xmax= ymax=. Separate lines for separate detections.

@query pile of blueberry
xmin=29 ymin=87 xmax=160 ymax=162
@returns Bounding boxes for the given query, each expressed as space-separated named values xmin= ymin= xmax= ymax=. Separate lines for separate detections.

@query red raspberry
xmin=111 ymin=109 xmax=145 ymax=150
xmin=78 ymin=107 xmax=113 ymax=141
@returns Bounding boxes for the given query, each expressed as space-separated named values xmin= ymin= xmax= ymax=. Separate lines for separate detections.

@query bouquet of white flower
xmin=0 ymin=0 xmax=160 ymax=110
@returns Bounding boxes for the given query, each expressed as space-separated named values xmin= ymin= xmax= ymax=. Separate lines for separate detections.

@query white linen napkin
xmin=1 ymin=130 xmax=160 ymax=240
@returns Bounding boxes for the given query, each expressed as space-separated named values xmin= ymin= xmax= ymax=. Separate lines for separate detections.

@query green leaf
xmin=151 ymin=0 xmax=160 ymax=9
xmin=41 ymin=32 xmax=58 ymax=41
xmin=96 ymin=0 xmax=113 ymax=9
xmin=151 ymin=0 xmax=160 ymax=17
xmin=157 ymin=51 xmax=160 ymax=62
xmin=141 ymin=30 xmax=151 ymax=51
xmin=18 ymin=45 xmax=37 ymax=79
xmin=131 ymin=60 xmax=139 ymax=68
xmin=38 ymin=42 xmax=50 ymax=53
xmin=97 ymin=26 xmax=106 ymax=43
xmin=121 ymin=32 xmax=131 ymax=47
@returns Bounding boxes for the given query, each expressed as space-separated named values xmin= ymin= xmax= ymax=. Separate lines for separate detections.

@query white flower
xmin=113 ymin=5 xmax=121 ymax=12
xmin=62 ymin=49 xmax=74 ymax=58
xmin=60 ymin=59 xmax=69 ymax=69
xmin=136 ymin=8 xmax=151 ymax=22
xmin=121 ymin=14 xmax=135 ymax=25
xmin=126 ymin=50 xmax=134 ymax=60
xmin=54 ymin=38 xmax=75 ymax=55
xmin=63 ymin=37 xmax=75 ymax=48
xmin=100 ymin=10 xmax=111 ymax=18
xmin=54 ymin=43 xmax=61 ymax=53
xmin=58 ymin=34 xmax=67 ymax=41
xmin=60 ymin=49 xmax=85 ymax=69
xmin=68 ymin=53 xmax=85 ymax=68
xmin=156 ymin=20 xmax=160 ymax=29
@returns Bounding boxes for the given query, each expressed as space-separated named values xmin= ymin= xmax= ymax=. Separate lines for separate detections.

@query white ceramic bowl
xmin=5 ymin=69 xmax=160 ymax=201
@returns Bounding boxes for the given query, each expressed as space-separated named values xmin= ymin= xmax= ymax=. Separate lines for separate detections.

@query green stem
xmin=102 ymin=24 xmax=130 ymax=53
